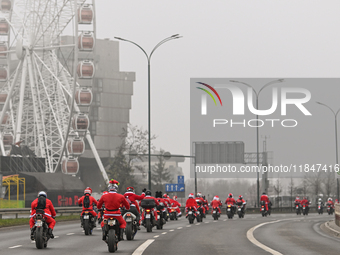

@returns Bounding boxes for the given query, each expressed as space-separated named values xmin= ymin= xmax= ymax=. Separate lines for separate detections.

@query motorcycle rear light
xmin=127 ymin=213 xmax=131 ymax=216
xmin=146 ymin=209 xmax=151 ymax=212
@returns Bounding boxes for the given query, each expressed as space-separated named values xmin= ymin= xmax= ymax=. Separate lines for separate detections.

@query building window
xmin=98 ymin=79 xmax=103 ymax=92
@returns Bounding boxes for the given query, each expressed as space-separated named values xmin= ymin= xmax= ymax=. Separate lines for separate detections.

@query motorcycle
xmin=169 ymin=207 xmax=178 ymax=221
xmin=103 ymin=217 xmax=120 ymax=253
xmin=122 ymin=211 xmax=138 ymax=240
xmin=141 ymin=199 xmax=156 ymax=232
xmin=260 ymin=201 xmax=267 ymax=217
xmin=32 ymin=209 xmax=51 ymax=249
xmin=317 ymin=203 xmax=323 ymax=215
xmin=156 ymin=203 xmax=166 ymax=230
xmin=226 ymin=204 xmax=234 ymax=219
xmin=212 ymin=206 xmax=220 ymax=220
xmin=302 ymin=204 xmax=309 ymax=215
xmin=196 ymin=200 xmax=205 ymax=222
xmin=81 ymin=210 xmax=96 ymax=235
xmin=187 ymin=206 xmax=196 ymax=224
xmin=295 ymin=203 xmax=301 ymax=215
xmin=237 ymin=204 xmax=245 ymax=218
xmin=327 ymin=205 xmax=334 ymax=215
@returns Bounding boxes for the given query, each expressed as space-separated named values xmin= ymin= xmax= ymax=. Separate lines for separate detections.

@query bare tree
xmin=322 ymin=170 xmax=336 ymax=199
xmin=273 ymin=179 xmax=282 ymax=207
xmin=306 ymin=172 xmax=323 ymax=203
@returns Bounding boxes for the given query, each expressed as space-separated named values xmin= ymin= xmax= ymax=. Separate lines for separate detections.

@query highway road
xmin=0 ymin=213 xmax=338 ymax=255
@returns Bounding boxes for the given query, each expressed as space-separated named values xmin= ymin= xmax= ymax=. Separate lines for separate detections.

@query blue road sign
xmin=178 ymin=175 xmax=184 ymax=184
xmin=165 ymin=183 xmax=185 ymax=192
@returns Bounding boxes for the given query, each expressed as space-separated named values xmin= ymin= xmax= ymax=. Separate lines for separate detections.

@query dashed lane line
xmin=9 ymin=245 xmax=22 ymax=249
xmin=162 ymin=232 xmax=167 ymax=235
xmin=196 ymin=223 xmax=201 ymax=225
xmin=169 ymin=229 xmax=175 ymax=232
xmin=177 ymin=227 xmax=183 ymax=229
xmin=132 ymin=239 xmax=155 ymax=255
xmin=153 ymin=235 xmax=159 ymax=238
xmin=66 ymin=233 xmax=75 ymax=236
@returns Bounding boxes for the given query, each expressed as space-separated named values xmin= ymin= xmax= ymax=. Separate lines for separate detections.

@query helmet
xmin=145 ymin=190 xmax=152 ymax=196
xmin=188 ymin=193 xmax=194 ymax=198
xmin=108 ymin=184 xmax=118 ymax=192
xmin=318 ymin=198 xmax=322 ymax=201
xmin=296 ymin=196 xmax=299 ymax=200
xmin=262 ymin=192 xmax=266 ymax=195
xmin=239 ymin=195 xmax=243 ymax=199
xmin=38 ymin=191 xmax=47 ymax=197
xmin=173 ymin=196 xmax=178 ymax=200
xmin=84 ymin=187 xmax=92 ymax=195
xmin=213 ymin=196 xmax=217 ymax=200
xmin=126 ymin=187 xmax=135 ymax=193
xmin=197 ymin=192 xmax=202 ymax=198
xmin=228 ymin=193 xmax=233 ymax=198
xmin=163 ymin=194 xmax=168 ymax=198
xmin=328 ymin=198 xmax=332 ymax=201
xmin=109 ymin=179 xmax=120 ymax=185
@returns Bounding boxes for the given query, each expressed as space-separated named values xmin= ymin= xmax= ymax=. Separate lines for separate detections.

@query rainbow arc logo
xmin=196 ymin=82 xmax=222 ymax=115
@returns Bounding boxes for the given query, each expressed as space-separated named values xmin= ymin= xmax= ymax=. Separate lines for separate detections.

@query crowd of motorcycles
xmin=30 ymin=195 xmax=336 ymax=252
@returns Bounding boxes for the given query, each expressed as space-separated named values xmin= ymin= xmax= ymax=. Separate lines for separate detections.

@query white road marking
xmin=54 ymin=236 xmax=59 ymax=238
xmin=223 ymin=219 xmax=227 ymax=221
xmin=132 ymin=239 xmax=155 ymax=255
xmin=153 ymin=235 xmax=159 ymax=238
xmin=247 ymin=218 xmax=300 ymax=255
xmin=196 ymin=223 xmax=200 ymax=225
xmin=186 ymin=225 xmax=191 ymax=227
xmin=66 ymin=233 xmax=75 ymax=236
xmin=177 ymin=227 xmax=183 ymax=229
xmin=162 ymin=232 xmax=167 ymax=235
xmin=205 ymin=222 xmax=209 ymax=223
xmin=213 ymin=220 xmax=217 ymax=222
xmin=31 ymin=241 xmax=35 ymax=243
xmin=169 ymin=229 xmax=174 ymax=232
xmin=9 ymin=245 xmax=22 ymax=249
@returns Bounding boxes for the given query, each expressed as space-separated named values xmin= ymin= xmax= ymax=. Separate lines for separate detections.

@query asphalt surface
xmin=0 ymin=212 xmax=338 ymax=254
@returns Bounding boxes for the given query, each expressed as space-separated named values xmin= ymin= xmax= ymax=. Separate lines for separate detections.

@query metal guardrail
xmin=335 ymin=203 xmax=340 ymax=227
xmin=0 ymin=205 xmax=321 ymax=219
xmin=0 ymin=207 xmax=82 ymax=219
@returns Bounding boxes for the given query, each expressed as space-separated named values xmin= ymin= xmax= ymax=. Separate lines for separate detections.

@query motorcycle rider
xmin=225 ymin=193 xmax=236 ymax=214
xmin=236 ymin=195 xmax=246 ymax=213
xmin=301 ymin=197 xmax=310 ymax=214
xmin=97 ymin=181 xmax=130 ymax=241
xmin=195 ymin=192 xmax=206 ymax=216
xmin=29 ymin=191 xmax=56 ymax=240
xmin=260 ymin=192 xmax=269 ymax=212
xmin=202 ymin=195 xmax=209 ymax=213
xmin=155 ymin=191 xmax=168 ymax=221
xmin=169 ymin=195 xmax=182 ymax=217
xmin=294 ymin=196 xmax=301 ymax=206
xmin=97 ymin=190 xmax=109 ymax=223
xmin=210 ymin=196 xmax=222 ymax=214
xmin=124 ymin=187 xmax=146 ymax=230
xmin=140 ymin=190 xmax=159 ymax=224
xmin=185 ymin=193 xmax=198 ymax=216
xmin=78 ymin=187 xmax=98 ymax=227
xmin=326 ymin=198 xmax=335 ymax=211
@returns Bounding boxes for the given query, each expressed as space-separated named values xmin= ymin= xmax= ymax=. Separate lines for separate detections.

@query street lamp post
xmin=115 ymin=35 xmax=182 ymax=190
xmin=316 ymin=101 xmax=340 ymax=201
xmin=229 ymin=79 xmax=284 ymax=206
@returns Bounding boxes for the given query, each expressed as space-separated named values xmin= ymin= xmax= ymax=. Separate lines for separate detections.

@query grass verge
xmin=0 ymin=215 xmax=79 ymax=228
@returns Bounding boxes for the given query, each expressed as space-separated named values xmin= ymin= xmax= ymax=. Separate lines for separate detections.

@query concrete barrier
xmin=335 ymin=203 xmax=340 ymax=227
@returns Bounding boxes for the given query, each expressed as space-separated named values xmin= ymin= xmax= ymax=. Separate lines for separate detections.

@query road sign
xmin=178 ymin=175 xmax=184 ymax=184
xmin=163 ymin=152 xmax=171 ymax=160
xmin=165 ymin=183 xmax=185 ymax=192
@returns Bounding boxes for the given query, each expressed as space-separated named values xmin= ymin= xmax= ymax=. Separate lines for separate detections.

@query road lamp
xmin=115 ymin=35 xmax=182 ymax=190
xmin=316 ymin=101 xmax=340 ymax=201
xmin=229 ymin=79 xmax=284 ymax=206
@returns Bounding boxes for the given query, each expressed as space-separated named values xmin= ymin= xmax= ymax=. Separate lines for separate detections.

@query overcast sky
xmin=94 ymin=0 xmax=340 ymax=179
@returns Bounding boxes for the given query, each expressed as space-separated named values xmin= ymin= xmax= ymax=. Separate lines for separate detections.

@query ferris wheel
xmin=0 ymin=0 xmax=108 ymax=182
